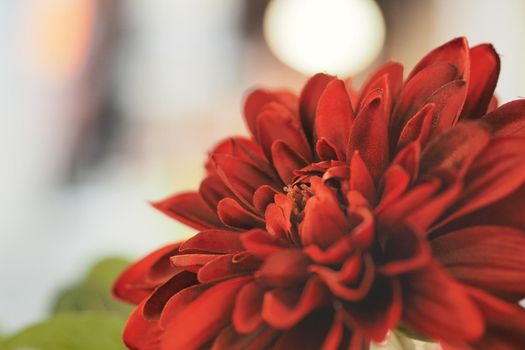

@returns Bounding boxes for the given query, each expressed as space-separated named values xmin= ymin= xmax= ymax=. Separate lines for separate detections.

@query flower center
xmin=284 ymin=183 xmax=313 ymax=223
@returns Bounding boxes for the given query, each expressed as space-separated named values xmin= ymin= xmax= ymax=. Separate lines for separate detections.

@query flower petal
xmin=255 ymin=249 xmax=311 ymax=288
xmin=461 ymin=44 xmax=500 ymax=120
xmin=257 ymin=102 xmax=312 ymax=161
xmin=300 ymin=177 xmax=349 ymax=248
xmin=315 ymin=79 xmax=354 ymax=158
xmin=233 ymin=281 xmax=265 ymax=334
xmin=271 ymin=140 xmax=308 ymax=184
xmin=262 ymin=277 xmax=329 ymax=329
xmin=113 ymin=243 xmax=181 ymax=304
xmin=143 ymin=271 xmax=198 ymax=320
xmin=347 ymin=90 xmax=389 ymax=181
xmin=481 ymin=99 xmax=525 ymax=136
xmin=408 ymin=37 xmax=469 ymax=80
xmin=240 ymin=229 xmax=288 ymax=259
xmin=343 ymin=275 xmax=402 ymax=342
xmin=199 ymin=174 xmax=235 ymax=211
xmin=436 ymin=136 xmax=525 ymax=228
xmin=152 ymin=192 xmax=225 ymax=230
xmin=401 ymin=261 xmax=484 ymax=343
xmin=161 ymin=277 xmax=250 ymax=350
xmin=123 ymin=302 xmax=163 ymax=350
xmin=243 ymin=89 xmax=298 ymax=137
xmin=299 ymin=73 xmax=336 ymax=141
xmin=217 ymin=198 xmax=265 ymax=230
xmin=432 ymin=226 xmax=525 ymax=299
xmin=180 ymin=229 xmax=244 ymax=254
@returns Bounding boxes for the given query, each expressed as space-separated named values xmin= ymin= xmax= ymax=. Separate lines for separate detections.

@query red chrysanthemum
xmin=114 ymin=37 xmax=525 ymax=350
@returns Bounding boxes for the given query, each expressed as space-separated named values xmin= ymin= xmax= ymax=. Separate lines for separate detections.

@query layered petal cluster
xmin=114 ymin=38 xmax=525 ymax=350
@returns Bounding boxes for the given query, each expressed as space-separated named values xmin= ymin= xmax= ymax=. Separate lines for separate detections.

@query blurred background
xmin=0 ymin=0 xmax=524 ymax=342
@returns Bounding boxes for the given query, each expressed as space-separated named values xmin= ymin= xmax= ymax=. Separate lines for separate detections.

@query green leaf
xmin=51 ymin=257 xmax=133 ymax=315
xmin=1 ymin=312 xmax=127 ymax=350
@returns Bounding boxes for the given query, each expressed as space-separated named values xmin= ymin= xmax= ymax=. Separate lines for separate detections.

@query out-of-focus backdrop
xmin=1 ymin=0 xmax=524 ymax=336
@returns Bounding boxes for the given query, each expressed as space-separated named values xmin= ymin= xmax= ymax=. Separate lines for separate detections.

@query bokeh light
xmin=263 ymin=0 xmax=386 ymax=77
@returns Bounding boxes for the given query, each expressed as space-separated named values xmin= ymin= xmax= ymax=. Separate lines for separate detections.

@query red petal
xmin=461 ymin=44 xmax=500 ymax=120
xmin=240 ymin=229 xmax=288 ymax=259
xmin=392 ymin=63 xmax=458 ymax=140
xmin=243 ymin=89 xmax=298 ymax=137
xmin=271 ymin=141 xmax=308 ymax=184
xmin=213 ymin=154 xmax=279 ymax=208
xmin=349 ymin=151 xmax=376 ymax=204
xmin=436 ymin=136 xmax=525 ymax=227
xmin=401 ymin=261 xmax=484 ymax=343
xmin=408 ymin=37 xmax=469 ymax=80
xmin=256 ymin=102 xmax=312 ymax=161
xmin=300 ymin=177 xmax=349 ymax=248
xmin=343 ymin=275 xmax=402 ymax=342
xmin=481 ymin=99 xmax=525 ymax=136
xmin=161 ymin=277 xmax=250 ymax=350
xmin=273 ymin=310 xmax=334 ymax=350
xmin=113 ymin=243 xmax=180 ymax=304
xmin=378 ymin=226 xmax=431 ymax=275
xmin=180 ymin=229 xmax=244 ymax=254
xmin=311 ymin=253 xmax=375 ymax=301
xmin=315 ymin=79 xmax=354 ymax=158
xmin=359 ymin=61 xmax=403 ymax=109
xmin=315 ymin=137 xmax=340 ymax=161
xmin=152 ymin=192 xmax=225 ymax=230
xmin=123 ymin=302 xmax=162 ymax=350
xmin=233 ymin=281 xmax=265 ymax=334
xmin=440 ymin=183 xmax=525 ymax=233
xmin=255 ymin=249 xmax=311 ymax=288
xmin=432 ymin=226 xmax=525 ymax=299
xmin=397 ymin=103 xmax=436 ymax=151
xmin=467 ymin=287 xmax=525 ymax=350
xmin=347 ymin=90 xmax=389 ymax=181
xmin=170 ymin=253 xmax=219 ymax=272
xmin=252 ymin=185 xmax=279 ymax=215
xmin=262 ymin=277 xmax=329 ymax=329
xmin=299 ymin=73 xmax=336 ymax=141
xmin=143 ymin=271 xmax=198 ymax=320
xmin=265 ymin=194 xmax=294 ymax=243
xmin=199 ymin=174 xmax=235 ymax=211
xmin=217 ymin=198 xmax=265 ymax=230
xmin=420 ymin=122 xmax=490 ymax=177
xmin=197 ymin=253 xmax=258 ymax=283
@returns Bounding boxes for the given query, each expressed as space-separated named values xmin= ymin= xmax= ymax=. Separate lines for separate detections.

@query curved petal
xmin=315 ymin=79 xmax=354 ymax=158
xmin=113 ymin=243 xmax=180 ymax=304
xmin=233 ymin=281 xmax=265 ymax=334
xmin=217 ymin=198 xmax=265 ymax=230
xmin=461 ymin=44 xmax=500 ymax=120
xmin=401 ymin=261 xmax=484 ymax=343
xmin=347 ymin=90 xmax=389 ymax=181
xmin=432 ymin=226 xmax=525 ymax=299
xmin=300 ymin=177 xmax=349 ymax=248
xmin=343 ymin=275 xmax=402 ymax=342
xmin=180 ymin=229 xmax=244 ymax=254
xmin=299 ymin=73 xmax=336 ymax=141
xmin=143 ymin=271 xmax=198 ymax=320
xmin=240 ymin=229 xmax=288 ymax=259
xmin=255 ymin=249 xmax=311 ymax=288
xmin=408 ymin=37 xmax=469 ymax=81
xmin=123 ymin=302 xmax=163 ymax=350
xmin=271 ymin=140 xmax=308 ymax=184
xmin=262 ymin=277 xmax=329 ymax=329
xmin=481 ymin=99 xmax=525 ymax=136
xmin=161 ymin=277 xmax=250 ymax=350
xmin=243 ymin=89 xmax=298 ymax=137
xmin=152 ymin=192 xmax=225 ymax=230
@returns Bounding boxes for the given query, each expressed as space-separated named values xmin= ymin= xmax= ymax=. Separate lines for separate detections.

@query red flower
xmin=114 ymin=37 xmax=525 ymax=350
